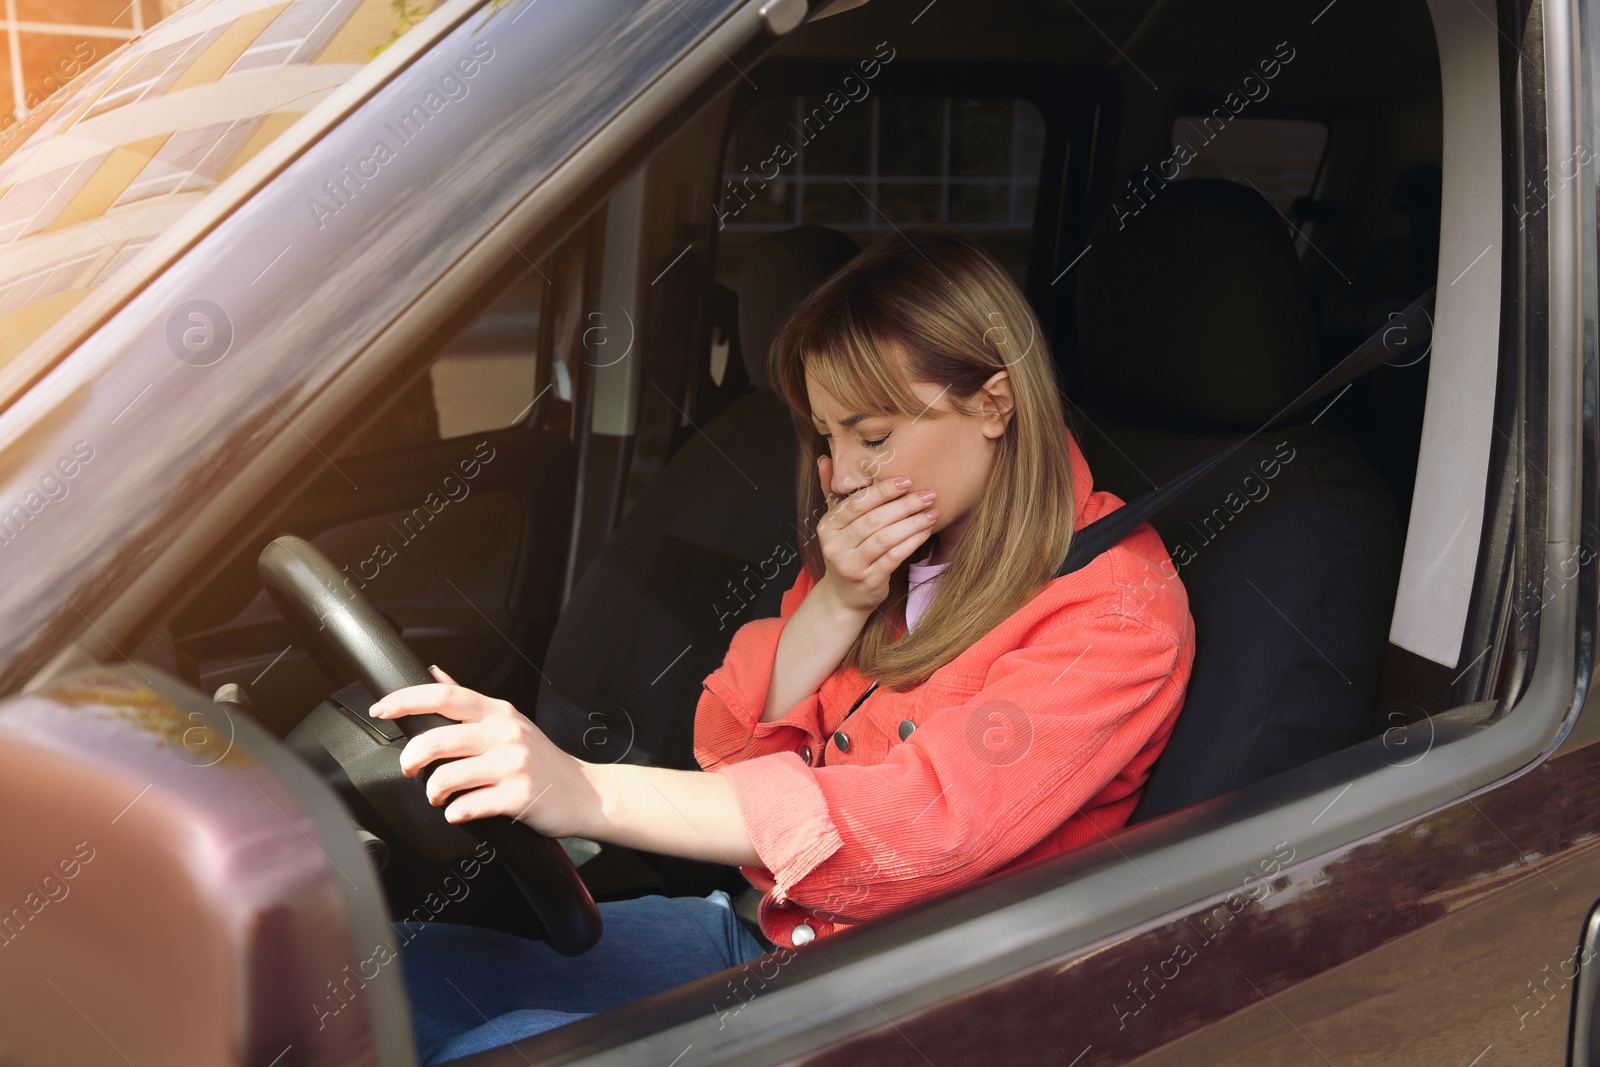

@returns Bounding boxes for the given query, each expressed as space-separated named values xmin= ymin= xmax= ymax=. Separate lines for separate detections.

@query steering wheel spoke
xmin=260 ymin=535 xmax=602 ymax=956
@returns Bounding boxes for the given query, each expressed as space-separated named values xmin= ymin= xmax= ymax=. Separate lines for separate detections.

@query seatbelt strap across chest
xmin=1056 ymin=287 xmax=1435 ymax=578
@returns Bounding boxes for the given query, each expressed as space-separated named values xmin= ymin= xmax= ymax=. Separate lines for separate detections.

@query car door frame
xmin=0 ymin=4 xmax=812 ymax=1063
xmin=0 ymin=0 xmax=1591 ymax=1064
xmin=424 ymin=0 xmax=1599 ymax=1062
xmin=2 ymin=0 xmax=800 ymax=695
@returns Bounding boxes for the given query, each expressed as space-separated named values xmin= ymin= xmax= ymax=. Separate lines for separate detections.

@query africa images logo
xmin=965 ymin=699 xmax=1033 ymax=766
xmin=0 ymin=442 xmax=95 ymax=549
xmin=714 ymin=40 xmax=897 ymax=229
xmin=306 ymin=41 xmax=496 ymax=230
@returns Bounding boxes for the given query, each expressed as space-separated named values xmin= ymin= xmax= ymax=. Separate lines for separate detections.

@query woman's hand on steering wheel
xmin=369 ymin=666 xmax=596 ymax=840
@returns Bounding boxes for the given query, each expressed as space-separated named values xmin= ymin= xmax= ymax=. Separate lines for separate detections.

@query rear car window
xmin=715 ymin=92 xmax=1048 ymax=291
xmin=1169 ymin=115 xmax=1329 ymax=220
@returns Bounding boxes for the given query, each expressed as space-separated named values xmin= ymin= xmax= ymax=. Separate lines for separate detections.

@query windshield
xmin=0 ymin=0 xmax=446 ymax=365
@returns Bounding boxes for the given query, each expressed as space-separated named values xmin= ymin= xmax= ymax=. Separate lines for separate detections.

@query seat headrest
xmin=1075 ymin=178 xmax=1320 ymax=433
xmin=736 ymin=224 xmax=861 ymax=389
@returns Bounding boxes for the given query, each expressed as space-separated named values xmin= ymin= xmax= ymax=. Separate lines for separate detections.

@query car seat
xmin=1070 ymin=178 xmax=1406 ymax=823
xmin=535 ymin=226 xmax=860 ymax=766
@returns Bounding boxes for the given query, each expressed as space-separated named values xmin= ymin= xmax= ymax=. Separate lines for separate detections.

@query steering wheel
xmin=258 ymin=534 xmax=602 ymax=956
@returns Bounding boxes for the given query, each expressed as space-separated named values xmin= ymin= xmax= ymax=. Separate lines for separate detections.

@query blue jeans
xmin=395 ymin=890 xmax=770 ymax=1064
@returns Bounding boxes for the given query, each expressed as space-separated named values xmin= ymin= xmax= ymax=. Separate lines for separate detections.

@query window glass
xmin=336 ymin=206 xmax=599 ymax=459
xmin=0 ymin=0 xmax=445 ymax=365
xmin=112 ymin=119 xmax=261 ymax=207
xmin=226 ymin=0 xmax=362 ymax=74
xmin=716 ymin=94 xmax=1048 ymax=291
xmin=78 ymin=29 xmax=225 ymax=122
xmin=430 ymin=276 xmax=543 ymax=440
xmin=0 ymin=154 xmax=103 ymax=242
xmin=338 ymin=271 xmax=547 ymax=457
xmin=1170 ymin=116 xmax=1329 ymax=220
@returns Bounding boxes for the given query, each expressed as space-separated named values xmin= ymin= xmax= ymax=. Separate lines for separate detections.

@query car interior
xmin=129 ymin=0 xmax=1472 ymax=954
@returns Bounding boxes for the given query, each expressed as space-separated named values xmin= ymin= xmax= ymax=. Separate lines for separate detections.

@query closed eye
xmin=813 ymin=424 xmax=891 ymax=448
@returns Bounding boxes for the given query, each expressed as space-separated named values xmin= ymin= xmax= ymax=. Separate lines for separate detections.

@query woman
xmin=375 ymin=226 xmax=1195 ymax=1062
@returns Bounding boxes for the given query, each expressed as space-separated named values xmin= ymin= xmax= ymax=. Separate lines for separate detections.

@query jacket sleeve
xmin=712 ymin=606 xmax=1192 ymax=919
xmin=693 ymin=565 xmax=827 ymax=772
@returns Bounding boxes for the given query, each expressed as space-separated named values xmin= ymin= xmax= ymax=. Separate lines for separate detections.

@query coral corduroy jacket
xmin=693 ymin=428 xmax=1195 ymax=949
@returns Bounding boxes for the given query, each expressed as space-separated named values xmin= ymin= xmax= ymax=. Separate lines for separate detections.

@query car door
xmin=0 ymin=1 xmax=799 ymax=1064
xmin=170 ymin=219 xmax=598 ymax=736
xmin=392 ymin=0 xmax=1596 ymax=1063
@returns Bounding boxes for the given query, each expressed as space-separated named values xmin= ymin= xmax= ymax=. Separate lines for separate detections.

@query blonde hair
xmin=770 ymin=225 xmax=1076 ymax=690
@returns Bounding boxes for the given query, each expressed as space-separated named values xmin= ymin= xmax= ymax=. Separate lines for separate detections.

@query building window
xmin=0 ymin=154 xmax=104 ymax=244
xmin=87 ymin=236 xmax=156 ymax=289
xmin=0 ymin=249 xmax=100 ymax=314
xmin=227 ymin=0 xmax=361 ymax=75
xmin=79 ymin=28 xmax=222 ymax=122
xmin=112 ymin=118 xmax=261 ymax=207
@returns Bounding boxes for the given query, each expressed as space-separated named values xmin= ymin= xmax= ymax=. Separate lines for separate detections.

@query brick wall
xmin=1 ymin=0 xmax=168 ymax=121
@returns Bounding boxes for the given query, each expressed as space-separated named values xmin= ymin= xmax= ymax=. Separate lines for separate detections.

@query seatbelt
xmin=1056 ymin=287 xmax=1436 ymax=577
xmin=828 ymin=289 xmax=1434 ymax=726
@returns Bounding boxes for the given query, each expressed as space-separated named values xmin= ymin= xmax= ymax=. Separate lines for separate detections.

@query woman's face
xmin=805 ymin=347 xmax=1014 ymax=560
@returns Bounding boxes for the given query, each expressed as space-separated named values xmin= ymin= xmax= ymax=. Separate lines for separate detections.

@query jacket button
xmin=791 ymin=922 xmax=815 ymax=946
xmin=833 ymin=730 xmax=850 ymax=752
xmin=898 ymin=719 xmax=916 ymax=740
xmin=799 ymin=744 xmax=812 ymax=764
